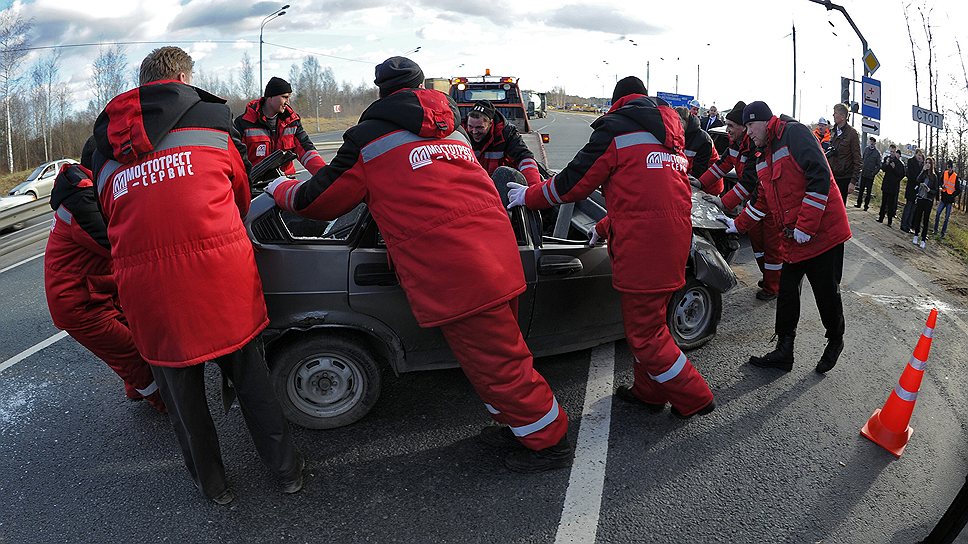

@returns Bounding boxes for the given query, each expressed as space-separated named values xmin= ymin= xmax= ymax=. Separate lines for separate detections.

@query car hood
xmin=691 ymin=185 xmax=727 ymax=230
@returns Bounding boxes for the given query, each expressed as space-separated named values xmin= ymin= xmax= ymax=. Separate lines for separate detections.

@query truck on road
xmin=449 ymin=72 xmax=551 ymax=173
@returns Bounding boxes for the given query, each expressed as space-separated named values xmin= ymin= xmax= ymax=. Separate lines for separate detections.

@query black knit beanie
xmin=742 ymin=101 xmax=773 ymax=124
xmin=470 ymin=100 xmax=496 ymax=120
xmin=264 ymin=76 xmax=292 ymax=97
xmin=374 ymin=56 xmax=424 ymax=98
xmin=725 ymin=101 xmax=746 ymax=125
xmin=611 ymin=76 xmax=647 ymax=104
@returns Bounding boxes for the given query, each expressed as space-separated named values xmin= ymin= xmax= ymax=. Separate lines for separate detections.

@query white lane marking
xmin=0 ymin=331 xmax=69 ymax=375
xmin=531 ymin=114 xmax=558 ymax=133
xmin=0 ymin=252 xmax=44 ymax=274
xmin=850 ymin=237 xmax=968 ymax=337
xmin=555 ymin=342 xmax=614 ymax=544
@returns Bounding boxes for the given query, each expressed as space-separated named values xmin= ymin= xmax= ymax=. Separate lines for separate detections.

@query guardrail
xmin=0 ymin=198 xmax=50 ymax=232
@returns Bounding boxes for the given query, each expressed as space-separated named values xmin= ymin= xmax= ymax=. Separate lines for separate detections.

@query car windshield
xmin=464 ymin=89 xmax=506 ymax=102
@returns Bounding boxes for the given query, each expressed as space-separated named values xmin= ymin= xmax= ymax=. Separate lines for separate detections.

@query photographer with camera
xmin=826 ymin=103 xmax=861 ymax=204
xmin=878 ymin=144 xmax=906 ymax=227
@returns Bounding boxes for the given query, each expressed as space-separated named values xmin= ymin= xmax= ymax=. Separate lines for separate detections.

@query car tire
xmin=26 ymin=191 xmax=37 ymax=201
xmin=270 ymin=335 xmax=383 ymax=430
xmin=667 ymin=275 xmax=722 ymax=351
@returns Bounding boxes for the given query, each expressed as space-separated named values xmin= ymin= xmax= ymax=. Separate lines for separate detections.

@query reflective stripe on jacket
xmin=735 ymin=116 xmax=851 ymax=264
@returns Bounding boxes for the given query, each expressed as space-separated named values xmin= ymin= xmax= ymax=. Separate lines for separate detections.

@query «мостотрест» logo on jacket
xmin=408 ymin=143 xmax=475 ymax=170
xmin=112 ymin=151 xmax=196 ymax=200
xmin=646 ymin=151 xmax=688 ymax=172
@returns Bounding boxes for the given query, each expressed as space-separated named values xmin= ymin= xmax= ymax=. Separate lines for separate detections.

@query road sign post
xmin=861 ymin=117 xmax=880 ymax=135
xmin=861 ymin=76 xmax=881 ymax=120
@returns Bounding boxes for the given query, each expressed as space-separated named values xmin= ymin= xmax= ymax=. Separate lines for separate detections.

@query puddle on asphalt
xmin=847 ymin=291 xmax=965 ymax=314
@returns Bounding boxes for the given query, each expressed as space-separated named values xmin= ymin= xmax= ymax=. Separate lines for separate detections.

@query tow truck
xmin=449 ymin=70 xmax=551 ymax=175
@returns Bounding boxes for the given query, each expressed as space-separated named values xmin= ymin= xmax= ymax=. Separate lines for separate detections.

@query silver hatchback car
xmin=8 ymin=159 xmax=78 ymax=200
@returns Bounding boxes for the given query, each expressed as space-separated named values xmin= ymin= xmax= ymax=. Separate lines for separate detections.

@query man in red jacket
xmin=91 ymin=46 xmax=301 ymax=504
xmin=235 ymin=76 xmax=326 ymax=176
xmin=268 ymin=57 xmax=572 ymax=473
xmin=463 ymin=100 xmax=542 ymax=185
xmin=699 ymin=100 xmax=783 ymax=300
xmin=44 ymin=145 xmax=165 ymax=413
xmin=508 ymin=76 xmax=715 ymax=419
xmin=722 ymin=101 xmax=851 ymax=373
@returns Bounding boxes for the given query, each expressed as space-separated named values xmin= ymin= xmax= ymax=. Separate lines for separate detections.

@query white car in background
xmin=8 ymin=158 xmax=78 ymax=200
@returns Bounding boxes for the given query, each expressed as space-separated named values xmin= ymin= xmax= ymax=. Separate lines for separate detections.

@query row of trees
xmin=0 ymin=11 xmax=378 ymax=176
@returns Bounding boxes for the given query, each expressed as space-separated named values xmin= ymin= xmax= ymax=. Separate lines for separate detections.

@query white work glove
xmin=702 ymin=194 xmax=724 ymax=211
xmin=717 ymin=215 xmax=737 ymax=234
xmin=589 ymin=229 xmax=601 ymax=247
xmin=506 ymin=181 xmax=527 ymax=209
xmin=265 ymin=175 xmax=289 ymax=197
xmin=793 ymin=228 xmax=812 ymax=244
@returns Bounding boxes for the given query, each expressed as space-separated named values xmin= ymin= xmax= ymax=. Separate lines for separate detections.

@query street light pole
xmin=259 ymin=4 xmax=290 ymax=93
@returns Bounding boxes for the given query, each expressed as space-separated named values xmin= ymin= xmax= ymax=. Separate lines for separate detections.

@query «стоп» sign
xmin=912 ymin=105 xmax=943 ymax=129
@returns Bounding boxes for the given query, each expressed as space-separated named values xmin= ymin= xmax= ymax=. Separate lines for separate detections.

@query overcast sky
xmin=7 ymin=0 xmax=968 ymax=144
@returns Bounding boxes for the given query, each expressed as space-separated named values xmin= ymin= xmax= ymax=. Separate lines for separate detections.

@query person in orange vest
xmin=933 ymin=160 xmax=961 ymax=238
xmin=813 ymin=117 xmax=831 ymax=152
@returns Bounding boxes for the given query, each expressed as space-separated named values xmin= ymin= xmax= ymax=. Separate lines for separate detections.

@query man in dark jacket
xmin=508 ymin=76 xmax=716 ymax=420
xmin=268 ymin=57 xmax=572 ymax=473
xmin=878 ymin=145 xmax=906 ymax=226
xmin=826 ymin=103 xmax=862 ymax=204
xmin=700 ymin=105 xmax=724 ymax=132
xmin=235 ymin=76 xmax=326 ymax=177
xmin=901 ymin=149 xmax=926 ymax=232
xmin=92 ymin=46 xmax=302 ymax=505
xmin=855 ymin=136 xmax=880 ymax=210
xmin=934 ymin=160 xmax=961 ymax=238
xmin=463 ymin=99 xmax=542 ymax=185
xmin=724 ymin=101 xmax=851 ymax=374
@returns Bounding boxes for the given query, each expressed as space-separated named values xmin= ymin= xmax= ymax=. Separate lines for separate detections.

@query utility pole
xmin=792 ymin=23 xmax=797 ymax=117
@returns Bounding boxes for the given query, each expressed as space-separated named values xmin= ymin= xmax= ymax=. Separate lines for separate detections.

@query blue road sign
xmin=656 ymin=92 xmax=694 ymax=108
xmin=861 ymin=76 xmax=881 ymax=121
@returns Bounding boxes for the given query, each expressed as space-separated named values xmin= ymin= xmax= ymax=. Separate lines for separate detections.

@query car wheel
xmin=26 ymin=191 xmax=37 ymax=200
xmin=667 ymin=276 xmax=722 ymax=351
xmin=270 ymin=335 xmax=382 ymax=429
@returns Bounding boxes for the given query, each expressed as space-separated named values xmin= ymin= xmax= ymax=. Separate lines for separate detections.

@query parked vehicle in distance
xmin=244 ymin=167 xmax=736 ymax=431
xmin=8 ymin=159 xmax=78 ymax=200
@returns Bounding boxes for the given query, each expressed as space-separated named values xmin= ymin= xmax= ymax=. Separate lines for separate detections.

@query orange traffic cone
xmin=860 ymin=308 xmax=937 ymax=457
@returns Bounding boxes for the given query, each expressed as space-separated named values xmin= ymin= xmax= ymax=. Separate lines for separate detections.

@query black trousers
xmin=922 ymin=475 xmax=968 ymax=543
xmin=879 ymin=191 xmax=899 ymax=225
xmin=776 ymin=243 xmax=845 ymax=340
xmin=151 ymin=337 xmax=299 ymax=499
xmin=835 ymin=176 xmax=851 ymax=204
xmin=855 ymin=176 xmax=875 ymax=209
xmin=912 ymin=198 xmax=934 ymax=239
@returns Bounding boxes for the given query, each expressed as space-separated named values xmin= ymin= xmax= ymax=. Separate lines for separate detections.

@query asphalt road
xmin=2 ymin=111 xmax=968 ymax=543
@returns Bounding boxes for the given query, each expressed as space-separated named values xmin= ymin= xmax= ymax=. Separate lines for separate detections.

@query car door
xmin=523 ymin=200 xmax=624 ymax=356
xmin=347 ymin=206 xmax=536 ymax=373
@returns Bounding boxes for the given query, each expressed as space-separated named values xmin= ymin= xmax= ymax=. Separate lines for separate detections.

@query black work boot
xmin=504 ymin=435 xmax=574 ymax=473
xmin=815 ymin=337 xmax=844 ymax=373
xmin=479 ymin=425 xmax=524 ymax=449
xmin=614 ymin=386 xmax=666 ymax=413
xmin=671 ymin=400 xmax=716 ymax=419
xmin=749 ymin=335 xmax=795 ymax=372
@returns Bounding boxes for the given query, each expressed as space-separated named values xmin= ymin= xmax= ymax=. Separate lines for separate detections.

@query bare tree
xmin=920 ymin=5 xmax=937 ymax=156
xmin=239 ymin=52 xmax=256 ymax=99
xmin=90 ymin=45 xmax=129 ymax=112
xmin=0 ymin=11 xmax=31 ymax=173
xmin=904 ymin=3 xmax=921 ymax=148
xmin=31 ymin=50 xmax=60 ymax=162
